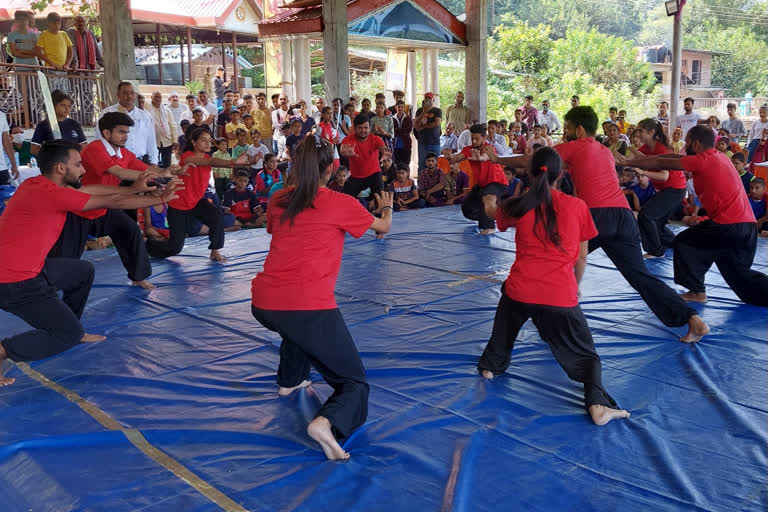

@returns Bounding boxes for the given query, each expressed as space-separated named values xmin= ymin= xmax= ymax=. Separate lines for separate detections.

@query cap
xmin=424 ymin=92 xmax=434 ymax=99
xmin=168 ymin=91 xmax=179 ymax=98
xmin=393 ymin=90 xmax=405 ymax=97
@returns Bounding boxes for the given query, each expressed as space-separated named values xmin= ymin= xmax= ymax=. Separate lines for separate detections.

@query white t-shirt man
xmin=0 ymin=111 xmax=13 ymax=177
xmin=676 ymin=111 xmax=701 ymax=139
xmin=100 ymin=103 xmax=159 ymax=165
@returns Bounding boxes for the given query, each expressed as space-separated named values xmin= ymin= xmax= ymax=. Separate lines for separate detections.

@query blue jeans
xmin=418 ymin=143 xmax=441 ymax=170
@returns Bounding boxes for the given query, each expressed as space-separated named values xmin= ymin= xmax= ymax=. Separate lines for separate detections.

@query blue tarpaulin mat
xmin=1 ymin=206 xmax=766 ymax=511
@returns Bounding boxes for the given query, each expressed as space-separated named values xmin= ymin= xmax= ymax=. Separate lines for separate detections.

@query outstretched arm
xmin=575 ymin=240 xmax=588 ymax=292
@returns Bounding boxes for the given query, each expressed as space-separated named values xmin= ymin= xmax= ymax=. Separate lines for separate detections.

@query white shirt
xmin=246 ymin=143 xmax=271 ymax=170
xmin=457 ymin=128 xmax=472 ymax=150
xmin=0 ymin=111 xmax=10 ymax=171
xmin=101 ymin=104 xmax=159 ymax=164
xmin=145 ymin=103 xmax=177 ymax=148
xmin=748 ymin=119 xmax=768 ymax=145
xmin=676 ymin=111 xmax=701 ymax=139
xmin=539 ymin=110 xmax=561 ymax=134
xmin=169 ymin=104 xmax=189 ymax=131
xmin=199 ymin=101 xmax=218 ymax=131
xmin=271 ymin=107 xmax=292 ymax=140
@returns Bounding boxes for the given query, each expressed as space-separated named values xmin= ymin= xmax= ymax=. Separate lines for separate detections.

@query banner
xmin=385 ymin=49 xmax=407 ymax=94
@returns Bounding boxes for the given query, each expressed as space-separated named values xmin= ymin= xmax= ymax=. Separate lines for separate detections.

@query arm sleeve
xmin=75 ymin=121 xmax=86 ymax=143
xmin=81 ymin=144 xmax=113 ymax=177
xmin=680 ymin=155 xmax=700 ymax=175
xmin=126 ymin=153 xmax=150 ymax=172
xmin=31 ymin=121 xmax=50 ymax=144
xmin=55 ymin=186 xmax=91 ymax=212
xmin=337 ymin=194 xmax=375 ymax=238
xmin=222 ymin=190 xmax=234 ymax=207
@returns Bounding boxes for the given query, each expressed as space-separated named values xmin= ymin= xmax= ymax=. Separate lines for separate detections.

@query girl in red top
xmin=251 ymin=135 xmax=393 ymax=460
xmin=478 ymin=147 xmax=630 ymax=426
xmin=632 ymin=118 xmax=687 ymax=258
xmin=146 ymin=127 xmax=247 ymax=262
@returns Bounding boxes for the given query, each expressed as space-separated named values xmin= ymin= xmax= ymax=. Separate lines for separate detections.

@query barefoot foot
xmin=210 ymin=250 xmax=226 ymax=263
xmin=680 ymin=291 xmax=707 ymax=303
xmin=589 ymin=404 xmax=630 ymax=426
xmin=643 ymin=253 xmax=662 ymax=259
xmin=278 ymin=379 xmax=311 ymax=396
xmin=81 ymin=333 xmax=107 ymax=343
xmin=479 ymin=228 xmax=496 ymax=236
xmin=131 ymin=280 xmax=156 ymax=290
xmin=480 ymin=369 xmax=495 ymax=380
xmin=0 ymin=374 xmax=14 ymax=386
xmin=680 ymin=314 xmax=709 ymax=343
xmin=307 ymin=416 xmax=349 ymax=461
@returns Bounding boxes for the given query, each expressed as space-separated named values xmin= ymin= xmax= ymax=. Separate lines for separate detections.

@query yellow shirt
xmin=251 ymin=108 xmax=273 ymax=140
xmin=37 ymin=30 xmax=72 ymax=68
xmin=226 ymin=122 xmax=247 ymax=149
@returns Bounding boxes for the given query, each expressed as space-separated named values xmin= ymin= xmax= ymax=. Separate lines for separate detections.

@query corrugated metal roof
xmin=259 ymin=6 xmax=323 ymax=24
xmin=131 ymin=0 xmax=235 ymax=19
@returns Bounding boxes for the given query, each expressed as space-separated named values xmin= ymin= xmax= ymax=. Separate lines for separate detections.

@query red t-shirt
xmin=78 ymin=140 xmax=149 ymax=219
xmin=497 ymin=190 xmax=598 ymax=307
xmin=0 ymin=176 xmax=90 ymax=283
xmin=555 ymin=138 xmax=628 ymax=209
xmin=460 ymin=144 xmax=506 ymax=187
xmin=169 ymin=151 xmax=211 ymax=211
xmin=638 ymin=143 xmax=686 ymax=190
xmin=341 ymin=134 xmax=384 ymax=179
xmin=252 ymin=187 xmax=374 ymax=310
xmin=681 ymin=149 xmax=756 ymax=224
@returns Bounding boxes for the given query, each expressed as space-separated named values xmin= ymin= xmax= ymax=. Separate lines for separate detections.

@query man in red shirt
xmin=444 ymin=124 xmax=507 ymax=235
xmin=340 ymin=114 xmax=387 ymax=205
xmin=485 ymin=107 xmax=709 ymax=343
xmin=49 ymin=112 xmax=181 ymax=290
xmin=620 ymin=125 xmax=768 ymax=307
xmin=0 ymin=140 xmax=181 ymax=385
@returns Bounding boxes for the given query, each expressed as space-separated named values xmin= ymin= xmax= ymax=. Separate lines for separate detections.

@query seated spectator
xmin=10 ymin=126 xmax=32 ymax=166
xmin=253 ymin=153 xmax=282 ymax=208
xmin=31 ymin=90 xmax=86 ymax=154
xmin=418 ymin=152 xmax=447 ymax=206
xmin=178 ymin=119 xmax=190 ymax=149
xmin=601 ymin=122 xmax=628 ymax=156
xmin=223 ymin=170 xmax=265 ymax=227
xmin=509 ymin=122 xmax=527 ymax=154
xmin=142 ymin=203 xmax=170 ymax=240
xmin=718 ymin=128 xmax=745 ymax=155
xmin=617 ymin=110 xmax=629 ymax=134
xmin=732 ymin=153 xmax=754 ymax=193
xmin=512 ymin=109 xmax=529 ymax=136
xmin=629 ymin=127 xmax=643 ymax=149
xmin=211 ymin=138 xmax=233 ymax=199
xmin=440 ymin=122 xmax=459 ymax=154
xmin=749 ymin=127 xmax=768 ymax=173
xmin=501 ymin=167 xmax=521 ymax=199
xmin=225 ymin=109 xmax=246 ymax=149
xmin=379 ymin=151 xmax=397 ymax=187
xmin=670 ymin=127 xmax=685 ymax=154
xmin=716 ymin=137 xmax=734 ymax=159
xmin=526 ymin=124 xmax=553 ymax=152
xmin=629 ymin=172 xmax=656 ymax=212
xmin=748 ymin=177 xmax=768 ymax=234
xmin=328 ymin=165 xmax=349 ymax=192
xmin=445 ymin=160 xmax=469 ymax=205
xmin=392 ymin=165 xmax=423 ymax=211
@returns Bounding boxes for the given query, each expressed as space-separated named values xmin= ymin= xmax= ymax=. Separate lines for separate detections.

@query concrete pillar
xmin=429 ymin=49 xmax=440 ymax=106
xmin=99 ymin=0 xmax=136 ymax=102
xmin=465 ymin=0 xmax=488 ymax=122
xmin=322 ymin=0 xmax=350 ymax=102
xmin=264 ymin=41 xmax=283 ymax=100
xmin=292 ymin=37 xmax=312 ymax=102
xmin=420 ymin=49 xmax=430 ymax=97
xmin=406 ymin=50 xmax=417 ymax=110
xmin=670 ymin=8 xmax=683 ymax=128
xmin=280 ymin=39 xmax=295 ymax=99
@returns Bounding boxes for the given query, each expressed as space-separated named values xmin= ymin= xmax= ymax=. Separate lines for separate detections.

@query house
xmin=638 ymin=45 xmax=727 ymax=100
xmin=134 ymin=45 xmax=257 ymax=87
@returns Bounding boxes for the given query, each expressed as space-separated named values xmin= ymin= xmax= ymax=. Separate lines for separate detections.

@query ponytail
xmin=276 ymin=134 xmax=335 ymax=224
xmin=500 ymin=147 xmax=563 ymax=247
xmin=637 ymin=118 xmax=669 ymax=149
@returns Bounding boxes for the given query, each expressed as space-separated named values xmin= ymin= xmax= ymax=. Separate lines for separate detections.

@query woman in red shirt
xmin=478 ymin=147 xmax=630 ymax=426
xmin=251 ymin=135 xmax=393 ymax=460
xmin=146 ymin=127 xmax=247 ymax=262
xmin=632 ymin=118 xmax=687 ymax=258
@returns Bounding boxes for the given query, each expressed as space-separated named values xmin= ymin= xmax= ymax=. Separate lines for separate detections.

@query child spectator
xmin=502 ymin=167 xmax=521 ymax=199
xmin=178 ymin=119 xmax=190 ymax=149
xmin=284 ymin=119 xmax=303 ymax=161
xmin=242 ymin=114 xmax=257 ymax=144
xmin=619 ymin=167 xmax=638 ymax=209
xmin=379 ymin=152 xmax=397 ymax=187
xmin=246 ymin=132 xmax=271 ymax=182
xmin=317 ymin=106 xmax=341 ymax=170
xmin=526 ymin=124 xmax=553 ymax=151
xmin=211 ymin=138 xmax=232 ymax=199
xmin=732 ymin=153 xmax=754 ymax=193
xmin=142 ymin=203 xmax=170 ymax=240
xmin=445 ymin=160 xmax=469 ymax=205
xmin=630 ymin=128 xmax=643 ymax=150
xmin=748 ymin=177 xmax=768 ymax=234
xmin=617 ymin=110 xmax=629 ymax=134
xmin=31 ymin=90 xmax=86 ymax=153
xmin=231 ymin=129 xmax=250 ymax=160
xmin=253 ymin=153 xmax=282 ymax=208
xmin=225 ymin=109 xmax=246 ymax=149
xmin=418 ymin=152 xmax=447 ymax=206
xmin=629 ymin=172 xmax=656 ymax=212
xmin=716 ymin=137 xmax=734 ymax=158
xmin=328 ymin=165 xmax=349 ymax=192
xmin=392 ymin=165 xmax=423 ymax=211
xmin=223 ymin=170 xmax=265 ymax=227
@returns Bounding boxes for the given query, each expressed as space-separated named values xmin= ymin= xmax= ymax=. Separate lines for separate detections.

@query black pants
xmin=638 ymin=188 xmax=686 ymax=257
xmin=146 ymin=198 xmax=224 ymax=259
xmin=589 ymin=207 xmax=696 ymax=327
xmin=251 ymin=306 xmax=369 ymax=439
xmin=49 ymin=210 xmax=152 ymax=282
xmin=462 ymin=183 xmax=507 ymax=229
xmin=674 ymin=221 xmax=768 ymax=306
xmin=0 ymin=258 xmax=93 ymax=362
xmin=0 ymin=170 xmax=10 ymax=185
xmin=393 ymin=148 xmax=411 ymax=167
xmin=157 ymin=146 xmax=173 ymax=169
xmin=478 ymin=290 xmax=617 ymax=410
xmin=343 ymin=172 xmax=383 ymax=200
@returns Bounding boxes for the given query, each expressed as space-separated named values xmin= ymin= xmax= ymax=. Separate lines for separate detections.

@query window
xmin=691 ymin=60 xmax=702 ymax=85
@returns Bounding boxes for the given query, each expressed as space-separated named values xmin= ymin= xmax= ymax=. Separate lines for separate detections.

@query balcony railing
xmin=0 ymin=63 xmax=105 ymax=129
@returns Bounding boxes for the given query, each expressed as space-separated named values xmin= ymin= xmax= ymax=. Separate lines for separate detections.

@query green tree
xmin=492 ymin=16 xmax=552 ymax=75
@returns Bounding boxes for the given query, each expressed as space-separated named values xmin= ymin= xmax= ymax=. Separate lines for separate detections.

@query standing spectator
xmin=211 ymin=138 xmax=233 ymax=199
xmin=67 ymin=15 xmax=102 ymax=71
xmin=571 ymin=95 xmax=580 ymax=108
xmin=251 ymin=92 xmax=274 ymax=152
xmin=167 ymin=92 xmax=188 ymax=132
xmin=225 ymin=109 xmax=247 ymax=150
xmin=656 ymin=101 xmax=670 ymax=133
xmin=606 ymin=107 xmax=618 ymax=124
xmin=440 ymin=122 xmax=459 ymax=154
xmin=213 ymin=67 xmax=230 ymax=108
xmin=145 ymin=91 xmax=177 ymax=168
xmin=216 ymin=98 xmax=233 ymax=138
xmin=388 ymin=90 xmax=407 ymax=116
xmin=270 ymin=93 xmax=280 ymax=111
xmin=539 ymin=100 xmax=560 ymax=135
xmin=246 ymin=134 xmax=271 ymax=181
xmin=0 ymin=112 xmax=20 ymax=185
xmin=747 ymin=105 xmax=768 ymax=160
xmin=31 ymin=90 xmax=87 ymax=154
xmin=676 ymin=97 xmax=701 ymax=139
xmin=137 ymin=94 xmax=146 ymax=110
xmin=392 ymin=100 xmax=413 ymax=165
xmin=445 ymin=91 xmax=470 ymax=130
xmin=6 ymin=11 xmax=39 ymax=67
xmin=102 ymin=82 xmax=158 ymax=165
xmin=414 ymin=93 xmax=442 ymax=170
xmin=370 ymin=102 xmax=394 ymax=148
xmin=340 ymin=114 xmax=388 ymax=200
xmin=295 ymin=100 xmax=316 ymax=137
xmin=418 ymin=153 xmax=447 ymax=206
xmin=520 ymin=95 xmax=538 ymax=130
xmin=617 ymin=110 xmax=630 ymax=135
xmin=359 ymin=98 xmax=375 ymax=120
xmin=179 ymin=94 xmax=197 ymax=125
xmin=36 ymin=13 xmax=73 ymax=71
xmin=312 ymin=97 xmax=326 ymax=123
xmin=271 ymin=94 xmax=292 ymax=153
xmin=721 ymin=103 xmax=746 ymax=142
xmin=197 ymin=90 xmax=218 ymax=132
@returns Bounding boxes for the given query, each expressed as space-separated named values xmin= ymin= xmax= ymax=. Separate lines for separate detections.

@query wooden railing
xmin=676 ymin=96 xmax=768 ymax=117
xmin=0 ymin=63 xmax=105 ymax=129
